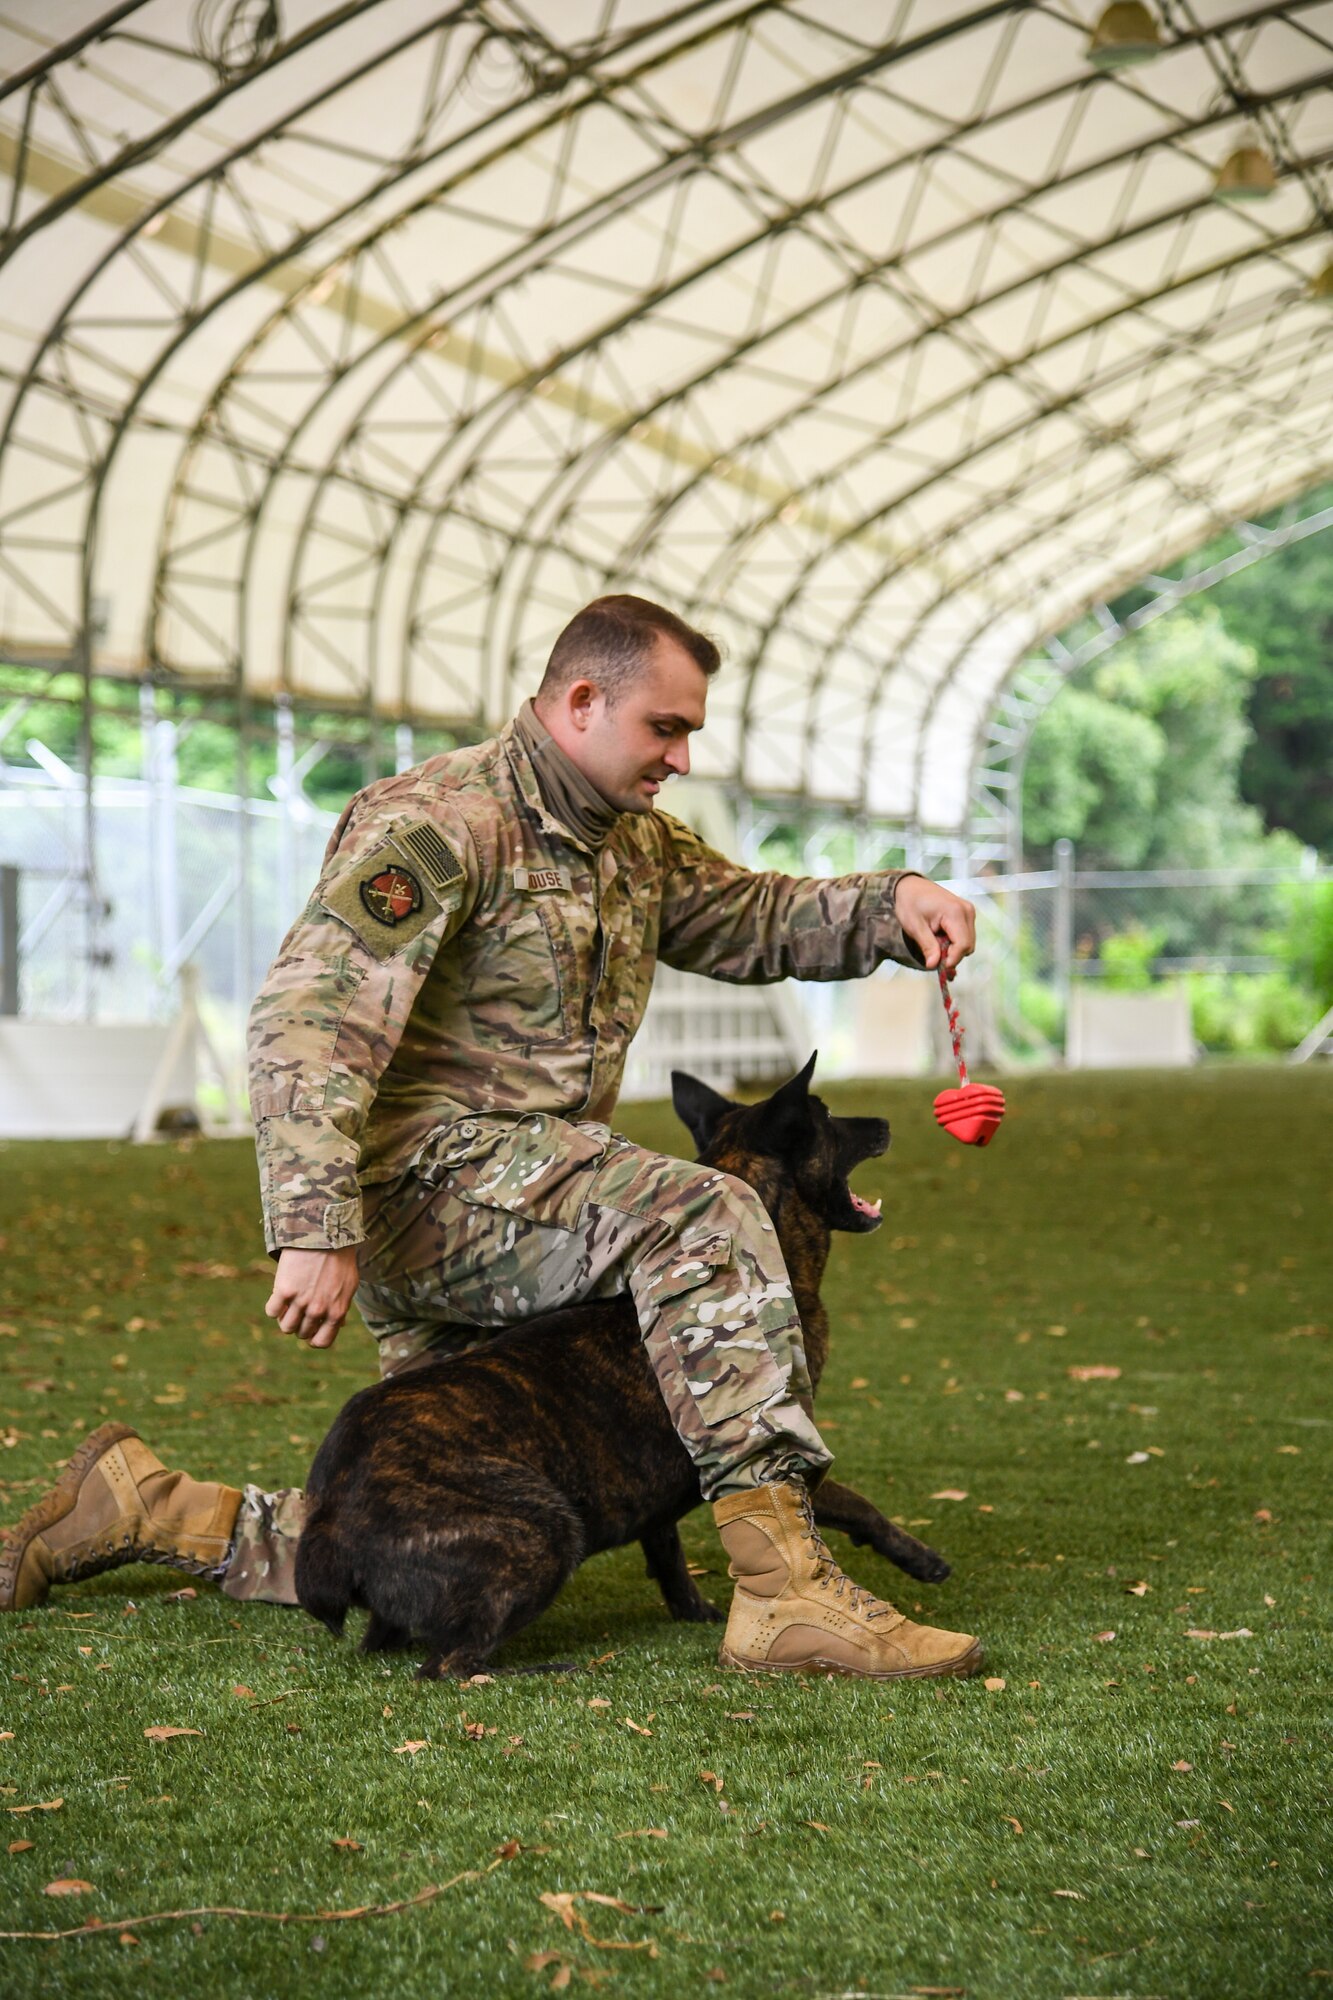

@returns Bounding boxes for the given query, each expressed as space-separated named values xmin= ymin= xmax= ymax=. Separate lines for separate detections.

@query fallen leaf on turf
xmin=0 ymin=1732 xmax=10 ymax=1741
xmin=392 ymin=1741 xmax=428 ymax=1756
xmin=930 ymin=1489 xmax=968 ymax=1501
xmin=1133 ymin=1847 xmax=1151 ymax=1858
xmin=1093 ymin=1631 xmax=1116 ymax=1643
xmin=984 ymin=1677 xmax=1006 ymax=1692
xmin=164 ymin=1587 xmax=197 ymax=1602
xmin=44 ymin=1878 xmax=95 ymax=1896
xmin=1186 ymin=1629 xmax=1253 ymax=1642
xmin=1176 ymin=1818 xmax=1200 ymax=1828
xmin=232 ymin=1685 xmax=255 ymax=1699
xmin=620 ymin=1718 xmax=652 ymax=1736
xmin=143 ymin=1727 xmax=201 ymax=1742
xmin=726 ymin=1711 xmax=756 ymax=1722
xmin=331 ymin=1839 xmax=362 ymax=1851
xmin=1276 ymin=1445 xmax=1300 ymax=1454
xmin=583 ymin=1894 xmax=660 ymax=1914
xmin=1254 ymin=1508 xmax=1273 ymax=1523
xmin=850 ymin=1377 xmax=869 ymax=1389
xmin=1052 ymin=1888 xmax=1083 ymax=1899
xmin=804 ymin=1820 xmax=832 ymax=1832
xmin=9 ymin=1839 xmax=35 ymax=1854
xmin=467 ymin=1674 xmax=495 ymax=1686
xmin=551 ymin=1969 xmax=572 ymax=1992
xmin=1126 ymin=1582 xmax=1150 ymax=1596
xmin=1126 ymin=1452 xmax=1151 ymax=1464
xmin=616 ymin=1828 xmax=667 ymax=1840
xmin=1220 ymin=1799 xmax=1235 ymax=1813
xmin=769 ymin=1910 xmax=785 ymax=1922
xmin=705 ymin=1971 xmax=726 ymax=1984
xmin=1172 ymin=1759 xmax=1193 ymax=1772
xmin=587 ymin=1698 xmax=610 ymax=1709
xmin=1067 ymin=1364 xmax=1120 ymax=1381
xmin=1000 ymin=1816 xmax=1023 ymax=1835
xmin=525 ymin=1951 xmax=563 ymax=1971
xmin=699 ymin=1770 xmax=723 ymax=1792
xmin=7 ymin=1799 xmax=62 ymax=1814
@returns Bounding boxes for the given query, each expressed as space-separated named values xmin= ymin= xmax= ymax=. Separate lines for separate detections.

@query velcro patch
xmin=396 ymin=817 xmax=464 ymax=891
xmin=321 ymin=835 xmax=447 ymax=959
xmin=513 ymin=865 xmax=571 ymax=892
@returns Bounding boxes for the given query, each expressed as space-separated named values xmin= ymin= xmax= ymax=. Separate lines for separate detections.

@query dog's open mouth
xmin=849 ymin=1190 xmax=882 ymax=1222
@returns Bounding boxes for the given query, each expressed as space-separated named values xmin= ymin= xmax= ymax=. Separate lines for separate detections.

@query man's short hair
xmin=538 ymin=595 xmax=721 ymax=705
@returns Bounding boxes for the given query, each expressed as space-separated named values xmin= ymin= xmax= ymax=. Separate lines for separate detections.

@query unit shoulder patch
xmin=321 ymin=824 xmax=458 ymax=959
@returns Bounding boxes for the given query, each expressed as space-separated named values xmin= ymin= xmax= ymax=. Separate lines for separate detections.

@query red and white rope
xmin=937 ymin=960 xmax=969 ymax=1087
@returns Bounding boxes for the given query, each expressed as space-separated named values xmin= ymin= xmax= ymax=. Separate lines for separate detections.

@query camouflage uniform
xmin=228 ymin=717 xmax=923 ymax=1602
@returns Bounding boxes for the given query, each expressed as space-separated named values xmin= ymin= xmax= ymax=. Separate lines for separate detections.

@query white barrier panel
xmin=851 ymin=971 xmax=935 ymax=1077
xmin=1067 ymin=989 xmax=1195 ymax=1069
xmin=0 ymin=1020 xmax=197 ymax=1139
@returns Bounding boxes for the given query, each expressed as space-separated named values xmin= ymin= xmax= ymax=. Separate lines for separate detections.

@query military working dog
xmin=294 ymin=1057 xmax=950 ymax=1679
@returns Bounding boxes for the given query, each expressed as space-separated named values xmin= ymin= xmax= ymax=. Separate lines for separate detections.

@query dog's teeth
xmin=868 ymin=1196 xmax=882 ymax=1215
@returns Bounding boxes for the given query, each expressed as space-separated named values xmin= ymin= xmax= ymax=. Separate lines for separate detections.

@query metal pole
xmin=0 ymin=865 xmax=18 ymax=1015
xmin=140 ymin=681 xmax=160 ymax=973
xmin=1054 ymin=836 xmax=1074 ymax=1028
xmin=275 ymin=694 xmax=295 ymax=932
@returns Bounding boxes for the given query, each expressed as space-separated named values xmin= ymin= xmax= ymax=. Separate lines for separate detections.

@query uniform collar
xmin=504 ymin=701 xmax=623 ymax=855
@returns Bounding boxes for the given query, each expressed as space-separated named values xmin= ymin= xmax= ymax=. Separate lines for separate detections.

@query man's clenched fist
xmin=894 ymin=874 xmax=977 ymax=976
xmin=265 ymin=1245 xmax=361 ymax=1350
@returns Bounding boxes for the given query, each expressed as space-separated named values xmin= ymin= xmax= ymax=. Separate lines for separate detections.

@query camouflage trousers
xmin=222 ymin=1111 xmax=832 ymax=1605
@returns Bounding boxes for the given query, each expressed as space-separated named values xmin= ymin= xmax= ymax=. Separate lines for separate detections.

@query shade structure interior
xmin=1 ymin=0 xmax=1332 ymax=835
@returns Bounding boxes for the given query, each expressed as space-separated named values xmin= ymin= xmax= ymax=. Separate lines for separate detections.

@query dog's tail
xmin=292 ymin=1504 xmax=352 ymax=1639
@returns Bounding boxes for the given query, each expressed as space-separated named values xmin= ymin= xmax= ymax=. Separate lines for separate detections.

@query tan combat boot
xmin=713 ymin=1480 xmax=983 ymax=1680
xmin=0 ymin=1424 xmax=241 ymax=1611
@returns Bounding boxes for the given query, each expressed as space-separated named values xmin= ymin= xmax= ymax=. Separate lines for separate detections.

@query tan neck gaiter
xmin=512 ymin=698 xmax=623 ymax=852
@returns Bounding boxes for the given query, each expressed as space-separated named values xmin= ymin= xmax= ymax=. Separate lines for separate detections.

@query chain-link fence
xmin=3 ymin=773 xmax=1329 ymax=1108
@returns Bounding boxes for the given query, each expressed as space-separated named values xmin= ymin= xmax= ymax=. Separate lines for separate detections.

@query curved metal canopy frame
xmin=2 ymin=0 xmax=1332 ymax=848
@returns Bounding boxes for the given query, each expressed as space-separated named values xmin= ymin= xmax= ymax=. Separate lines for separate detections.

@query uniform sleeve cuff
xmin=264 ymin=1195 xmax=365 ymax=1255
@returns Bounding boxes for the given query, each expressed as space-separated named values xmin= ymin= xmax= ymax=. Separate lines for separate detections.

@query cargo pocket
xmin=647 ymin=1229 xmax=789 ymax=1425
xmin=414 ymin=1112 xmax=608 ymax=1232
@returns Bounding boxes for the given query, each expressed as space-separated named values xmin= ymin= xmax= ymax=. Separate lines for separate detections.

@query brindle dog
xmin=294 ymin=1056 xmax=950 ymax=1679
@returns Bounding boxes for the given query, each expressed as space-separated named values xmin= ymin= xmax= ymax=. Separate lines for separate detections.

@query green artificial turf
xmin=0 ymin=1066 xmax=1329 ymax=1999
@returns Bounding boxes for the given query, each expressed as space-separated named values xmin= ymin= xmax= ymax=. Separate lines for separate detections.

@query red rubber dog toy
xmin=933 ymin=962 xmax=1005 ymax=1147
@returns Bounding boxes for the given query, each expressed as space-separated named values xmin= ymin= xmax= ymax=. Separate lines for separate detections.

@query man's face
xmin=561 ymin=636 xmax=709 ymax=814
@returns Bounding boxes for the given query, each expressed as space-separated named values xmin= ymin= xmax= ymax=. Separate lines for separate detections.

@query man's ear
xmin=671 ymin=1071 xmax=734 ymax=1156
xmin=751 ymin=1051 xmax=818 ymax=1152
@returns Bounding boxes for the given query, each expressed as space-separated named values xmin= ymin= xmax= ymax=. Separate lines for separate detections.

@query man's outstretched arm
xmin=653 ymin=814 xmax=976 ymax=983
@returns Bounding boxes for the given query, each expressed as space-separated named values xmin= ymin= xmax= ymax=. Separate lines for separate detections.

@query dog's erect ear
xmin=671 ymin=1070 xmax=734 ymax=1155
xmin=751 ymin=1051 xmax=818 ymax=1151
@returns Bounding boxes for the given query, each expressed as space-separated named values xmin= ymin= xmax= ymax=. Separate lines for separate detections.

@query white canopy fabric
xmin=1 ymin=0 xmax=1331 ymax=835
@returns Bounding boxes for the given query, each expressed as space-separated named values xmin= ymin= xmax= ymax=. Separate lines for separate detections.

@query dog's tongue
xmin=850 ymin=1191 xmax=882 ymax=1218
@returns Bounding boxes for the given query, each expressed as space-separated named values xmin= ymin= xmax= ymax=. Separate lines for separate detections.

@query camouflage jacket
xmin=247 ymin=719 xmax=924 ymax=1253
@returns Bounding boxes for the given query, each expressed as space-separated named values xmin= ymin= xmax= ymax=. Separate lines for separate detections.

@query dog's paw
xmin=673 ymin=1595 xmax=724 ymax=1624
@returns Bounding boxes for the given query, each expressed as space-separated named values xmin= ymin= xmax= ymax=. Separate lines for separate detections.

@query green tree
xmin=1021 ymin=603 xmax=1293 ymax=870
xmin=1206 ymin=493 xmax=1333 ymax=856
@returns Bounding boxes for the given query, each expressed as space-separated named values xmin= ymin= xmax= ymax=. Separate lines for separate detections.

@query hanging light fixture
xmin=1213 ymin=128 xmax=1277 ymax=200
xmin=1087 ymin=2 xmax=1163 ymax=68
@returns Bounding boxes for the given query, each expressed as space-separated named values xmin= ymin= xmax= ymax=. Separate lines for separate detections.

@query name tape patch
xmin=514 ymin=865 xmax=571 ymax=893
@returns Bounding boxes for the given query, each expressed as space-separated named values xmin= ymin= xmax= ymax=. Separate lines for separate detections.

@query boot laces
xmin=795 ymin=1487 xmax=895 ymax=1621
